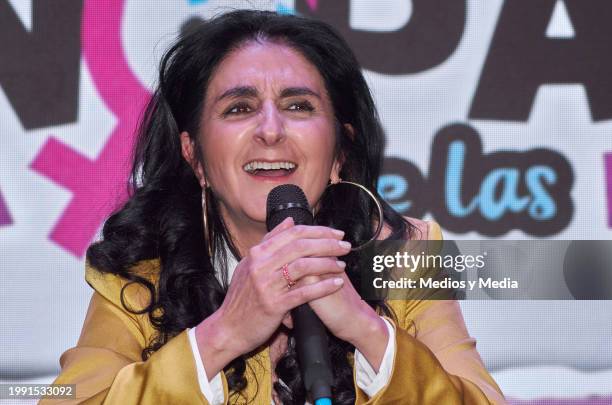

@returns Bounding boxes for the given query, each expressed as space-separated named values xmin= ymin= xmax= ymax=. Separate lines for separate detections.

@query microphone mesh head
xmin=266 ymin=184 xmax=313 ymax=230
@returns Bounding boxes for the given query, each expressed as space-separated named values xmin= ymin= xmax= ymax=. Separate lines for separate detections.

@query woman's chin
xmin=237 ymin=205 xmax=268 ymax=227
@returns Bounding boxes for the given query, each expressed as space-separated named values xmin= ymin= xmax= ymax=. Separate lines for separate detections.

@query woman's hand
xmin=282 ymin=236 xmax=390 ymax=372
xmin=306 ymin=270 xmax=390 ymax=372
xmin=194 ymin=217 xmax=351 ymax=379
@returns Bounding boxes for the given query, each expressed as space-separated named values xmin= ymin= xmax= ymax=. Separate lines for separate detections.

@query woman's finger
xmin=256 ymin=224 xmax=345 ymax=257
xmin=281 ymin=258 xmax=345 ymax=288
xmin=258 ymin=239 xmax=351 ymax=285
xmin=262 ymin=216 xmax=294 ymax=242
xmin=281 ymin=312 xmax=293 ymax=329
xmin=283 ymin=277 xmax=345 ymax=310
xmin=265 ymin=238 xmax=351 ymax=272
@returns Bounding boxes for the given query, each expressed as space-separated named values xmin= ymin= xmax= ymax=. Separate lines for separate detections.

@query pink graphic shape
xmin=30 ymin=0 xmax=150 ymax=257
xmin=606 ymin=152 xmax=612 ymax=228
xmin=305 ymin=0 xmax=318 ymax=11
xmin=0 ymin=191 xmax=12 ymax=226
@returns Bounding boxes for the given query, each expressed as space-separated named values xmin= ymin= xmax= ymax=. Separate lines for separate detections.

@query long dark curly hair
xmin=86 ymin=9 xmax=416 ymax=404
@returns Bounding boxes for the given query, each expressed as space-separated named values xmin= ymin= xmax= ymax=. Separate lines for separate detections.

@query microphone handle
xmin=264 ymin=183 xmax=333 ymax=401
xmin=292 ymin=303 xmax=333 ymax=401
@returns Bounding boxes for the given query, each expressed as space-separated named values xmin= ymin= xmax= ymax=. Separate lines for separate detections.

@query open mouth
xmin=243 ymin=160 xmax=297 ymax=177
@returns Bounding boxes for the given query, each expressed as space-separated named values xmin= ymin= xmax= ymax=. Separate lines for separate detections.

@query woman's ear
xmin=330 ymin=159 xmax=342 ymax=184
xmin=180 ymin=131 xmax=206 ymax=187
xmin=330 ymin=123 xmax=354 ymax=183
xmin=343 ymin=123 xmax=355 ymax=141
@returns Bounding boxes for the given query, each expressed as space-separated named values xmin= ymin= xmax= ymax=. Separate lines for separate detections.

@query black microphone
xmin=266 ymin=184 xmax=333 ymax=402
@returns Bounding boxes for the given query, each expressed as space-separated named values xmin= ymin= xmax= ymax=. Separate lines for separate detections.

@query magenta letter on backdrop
xmin=0 ymin=191 xmax=12 ymax=226
xmin=30 ymin=0 xmax=150 ymax=257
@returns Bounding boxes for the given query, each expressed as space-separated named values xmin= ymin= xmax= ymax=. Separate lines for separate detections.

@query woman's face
xmin=183 ymin=41 xmax=342 ymax=228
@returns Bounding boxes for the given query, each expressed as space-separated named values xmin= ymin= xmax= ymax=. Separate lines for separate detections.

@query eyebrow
xmin=214 ymin=86 xmax=321 ymax=103
xmin=280 ymin=87 xmax=321 ymax=99
xmin=215 ymin=86 xmax=258 ymax=103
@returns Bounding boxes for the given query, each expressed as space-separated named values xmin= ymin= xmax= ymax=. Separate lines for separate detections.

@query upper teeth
xmin=243 ymin=161 xmax=296 ymax=172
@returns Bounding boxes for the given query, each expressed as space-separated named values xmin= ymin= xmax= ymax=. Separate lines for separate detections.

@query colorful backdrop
xmin=0 ymin=1 xmax=610 ymax=403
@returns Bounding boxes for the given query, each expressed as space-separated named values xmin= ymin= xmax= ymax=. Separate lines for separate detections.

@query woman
xmin=43 ymin=9 xmax=505 ymax=405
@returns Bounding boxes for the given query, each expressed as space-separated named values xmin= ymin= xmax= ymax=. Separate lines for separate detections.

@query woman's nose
xmin=255 ymin=102 xmax=285 ymax=146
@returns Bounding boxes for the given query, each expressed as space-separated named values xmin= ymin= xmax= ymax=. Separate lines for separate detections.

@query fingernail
xmin=332 ymin=229 xmax=345 ymax=237
xmin=339 ymin=240 xmax=351 ymax=249
xmin=336 ymin=260 xmax=346 ymax=268
xmin=333 ymin=278 xmax=344 ymax=286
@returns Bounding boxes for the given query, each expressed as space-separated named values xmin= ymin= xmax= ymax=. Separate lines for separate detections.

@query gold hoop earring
xmin=323 ymin=180 xmax=384 ymax=251
xmin=202 ymin=186 xmax=213 ymax=257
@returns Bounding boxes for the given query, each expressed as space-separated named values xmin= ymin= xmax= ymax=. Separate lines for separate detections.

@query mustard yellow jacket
xmin=41 ymin=221 xmax=506 ymax=404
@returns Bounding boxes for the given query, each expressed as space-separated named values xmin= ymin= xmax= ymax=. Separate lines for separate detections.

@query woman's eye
xmin=224 ymin=103 xmax=252 ymax=115
xmin=287 ymin=101 xmax=314 ymax=112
